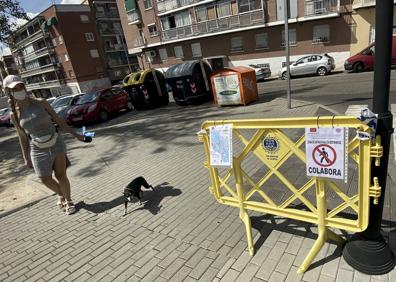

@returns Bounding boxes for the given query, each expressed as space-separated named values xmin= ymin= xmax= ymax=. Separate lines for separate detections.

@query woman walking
xmin=3 ymin=75 xmax=90 ymax=215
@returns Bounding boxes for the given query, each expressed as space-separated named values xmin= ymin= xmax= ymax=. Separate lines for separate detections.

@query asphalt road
xmin=257 ymin=70 xmax=396 ymax=114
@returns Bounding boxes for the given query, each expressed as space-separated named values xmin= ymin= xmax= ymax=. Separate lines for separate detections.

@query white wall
xmin=230 ymin=51 xmax=351 ymax=77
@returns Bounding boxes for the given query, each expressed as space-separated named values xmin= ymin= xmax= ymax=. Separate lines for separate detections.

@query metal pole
xmin=283 ymin=0 xmax=291 ymax=109
xmin=118 ymin=31 xmax=132 ymax=73
xmin=343 ymin=0 xmax=395 ymax=274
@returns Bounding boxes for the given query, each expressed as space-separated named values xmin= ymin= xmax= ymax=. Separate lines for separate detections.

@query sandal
xmin=65 ymin=201 xmax=76 ymax=215
xmin=57 ymin=196 xmax=65 ymax=210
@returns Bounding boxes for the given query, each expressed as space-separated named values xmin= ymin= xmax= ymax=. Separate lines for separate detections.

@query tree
xmin=0 ymin=0 xmax=30 ymax=44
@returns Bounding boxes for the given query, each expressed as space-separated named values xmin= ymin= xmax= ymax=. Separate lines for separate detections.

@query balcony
xmin=96 ymin=11 xmax=120 ymax=19
xmin=26 ymin=80 xmax=63 ymax=91
xmin=161 ymin=10 xmax=264 ymax=42
xmin=127 ymin=10 xmax=141 ymax=25
xmin=305 ymin=0 xmax=338 ymax=17
xmin=20 ymin=63 xmax=59 ymax=78
xmin=157 ymin=0 xmax=204 ymax=14
xmin=24 ymin=47 xmax=54 ymax=63
xmin=104 ymin=44 xmax=126 ymax=52
xmin=134 ymin=36 xmax=146 ymax=47
xmin=353 ymin=0 xmax=396 ymax=10
xmin=13 ymin=30 xmax=46 ymax=48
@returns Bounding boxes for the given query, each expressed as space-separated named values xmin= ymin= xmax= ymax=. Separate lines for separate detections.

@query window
xmin=85 ymin=32 xmax=95 ymax=42
xmin=161 ymin=11 xmax=191 ymax=30
xmin=96 ymin=66 xmax=104 ymax=73
xmin=148 ymin=24 xmax=158 ymax=37
xmin=80 ymin=15 xmax=89 ymax=23
xmin=217 ymin=1 xmax=231 ymax=18
xmin=64 ymin=54 xmax=69 ymax=61
xmin=281 ymin=29 xmax=297 ymax=46
xmin=68 ymin=70 xmax=74 ymax=77
xmin=231 ymin=36 xmax=243 ymax=52
xmin=174 ymin=46 xmax=184 ymax=59
xmin=255 ymin=33 xmax=268 ymax=49
xmin=52 ymin=38 xmax=57 ymax=47
xmin=90 ymin=49 xmax=100 ymax=58
xmin=58 ymin=35 xmax=63 ymax=45
xmin=310 ymin=55 xmax=323 ymax=62
xmin=159 ymin=48 xmax=168 ymax=61
xmin=195 ymin=7 xmax=208 ymax=22
xmin=238 ymin=0 xmax=261 ymax=13
xmin=191 ymin=43 xmax=202 ymax=58
xmin=313 ymin=25 xmax=330 ymax=43
xmin=57 ymin=55 xmax=62 ymax=63
xmin=143 ymin=0 xmax=152 ymax=10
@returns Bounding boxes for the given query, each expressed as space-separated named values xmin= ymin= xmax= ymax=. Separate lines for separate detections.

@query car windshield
xmin=249 ymin=64 xmax=259 ymax=68
xmin=75 ymin=92 xmax=100 ymax=105
xmin=51 ymin=96 xmax=73 ymax=108
xmin=0 ymin=108 xmax=8 ymax=115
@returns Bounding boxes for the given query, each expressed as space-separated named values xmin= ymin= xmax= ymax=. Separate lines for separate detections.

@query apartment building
xmin=86 ymin=0 xmax=139 ymax=84
xmin=350 ymin=0 xmax=396 ymax=55
xmin=10 ymin=4 xmax=111 ymax=98
xmin=116 ymin=0 xmax=353 ymax=75
xmin=0 ymin=55 xmax=18 ymax=76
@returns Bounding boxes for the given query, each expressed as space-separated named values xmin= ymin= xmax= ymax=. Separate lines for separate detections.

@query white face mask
xmin=12 ymin=90 xmax=27 ymax=101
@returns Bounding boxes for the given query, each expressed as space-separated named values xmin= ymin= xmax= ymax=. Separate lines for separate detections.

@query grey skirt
xmin=30 ymin=133 xmax=68 ymax=177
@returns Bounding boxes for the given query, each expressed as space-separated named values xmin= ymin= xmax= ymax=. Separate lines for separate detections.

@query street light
xmin=283 ymin=0 xmax=292 ymax=109
xmin=342 ymin=0 xmax=395 ymax=274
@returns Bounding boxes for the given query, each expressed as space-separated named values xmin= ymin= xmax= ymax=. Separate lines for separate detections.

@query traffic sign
xmin=306 ymin=127 xmax=347 ymax=180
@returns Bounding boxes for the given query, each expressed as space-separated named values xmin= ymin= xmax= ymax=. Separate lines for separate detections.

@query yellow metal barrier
xmin=198 ymin=116 xmax=383 ymax=273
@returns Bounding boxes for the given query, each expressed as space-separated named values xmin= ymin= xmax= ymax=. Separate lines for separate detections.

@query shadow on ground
xmin=76 ymin=182 xmax=181 ymax=215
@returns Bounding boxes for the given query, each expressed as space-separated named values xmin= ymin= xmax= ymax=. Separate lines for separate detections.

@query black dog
xmin=123 ymin=176 xmax=155 ymax=215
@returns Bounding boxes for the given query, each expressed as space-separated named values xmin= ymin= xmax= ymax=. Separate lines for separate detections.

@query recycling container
xmin=211 ymin=66 xmax=258 ymax=106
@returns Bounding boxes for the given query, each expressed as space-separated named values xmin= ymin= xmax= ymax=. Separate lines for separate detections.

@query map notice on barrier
xmin=305 ymin=127 xmax=347 ymax=180
xmin=209 ymin=125 xmax=232 ymax=167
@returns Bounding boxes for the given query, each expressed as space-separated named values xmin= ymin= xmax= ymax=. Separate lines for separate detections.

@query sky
xmin=1 ymin=0 xmax=83 ymax=56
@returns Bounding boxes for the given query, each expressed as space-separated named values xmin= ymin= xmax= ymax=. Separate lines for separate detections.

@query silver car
xmin=279 ymin=54 xmax=335 ymax=80
xmin=51 ymin=93 xmax=84 ymax=120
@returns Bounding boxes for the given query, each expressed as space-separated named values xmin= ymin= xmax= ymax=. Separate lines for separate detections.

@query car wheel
xmin=126 ymin=101 xmax=134 ymax=111
xmin=281 ymin=72 xmax=288 ymax=80
xmin=317 ymin=67 xmax=327 ymax=76
xmin=99 ymin=110 xmax=109 ymax=122
xmin=353 ymin=62 xmax=364 ymax=73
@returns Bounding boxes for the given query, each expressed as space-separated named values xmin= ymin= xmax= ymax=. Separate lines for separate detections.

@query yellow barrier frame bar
xmin=199 ymin=116 xmax=379 ymax=273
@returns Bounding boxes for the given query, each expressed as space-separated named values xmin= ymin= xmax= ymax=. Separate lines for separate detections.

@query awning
xmin=125 ymin=0 xmax=136 ymax=12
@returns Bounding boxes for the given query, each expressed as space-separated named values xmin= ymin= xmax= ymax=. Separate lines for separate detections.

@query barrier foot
xmin=327 ymin=229 xmax=345 ymax=245
xmin=240 ymin=211 xmax=254 ymax=256
xmin=297 ymin=232 xmax=326 ymax=274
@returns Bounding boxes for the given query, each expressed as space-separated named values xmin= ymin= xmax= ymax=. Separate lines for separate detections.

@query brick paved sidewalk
xmin=1 ymin=97 xmax=396 ymax=282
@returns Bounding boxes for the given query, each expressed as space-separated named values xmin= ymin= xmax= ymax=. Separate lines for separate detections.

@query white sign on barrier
xmin=209 ymin=125 xmax=232 ymax=167
xmin=305 ymin=127 xmax=347 ymax=180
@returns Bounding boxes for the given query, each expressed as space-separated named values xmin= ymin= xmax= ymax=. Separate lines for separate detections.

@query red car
xmin=344 ymin=36 xmax=396 ymax=72
xmin=66 ymin=87 xmax=133 ymax=125
xmin=0 ymin=108 xmax=12 ymax=127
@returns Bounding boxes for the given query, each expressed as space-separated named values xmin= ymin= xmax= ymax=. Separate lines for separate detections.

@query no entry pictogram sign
xmin=312 ymin=144 xmax=336 ymax=167
xmin=305 ymin=127 xmax=347 ymax=180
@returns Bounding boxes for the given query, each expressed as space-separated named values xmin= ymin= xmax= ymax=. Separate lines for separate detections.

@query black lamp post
xmin=342 ymin=0 xmax=395 ymax=274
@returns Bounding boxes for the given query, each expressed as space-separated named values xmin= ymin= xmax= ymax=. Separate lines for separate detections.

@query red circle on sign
xmin=312 ymin=144 xmax=336 ymax=167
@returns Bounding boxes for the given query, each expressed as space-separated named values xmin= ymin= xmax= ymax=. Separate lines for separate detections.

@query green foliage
xmin=0 ymin=0 xmax=30 ymax=43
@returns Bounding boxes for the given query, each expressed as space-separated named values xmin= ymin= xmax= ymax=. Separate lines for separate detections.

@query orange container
xmin=210 ymin=66 xmax=258 ymax=106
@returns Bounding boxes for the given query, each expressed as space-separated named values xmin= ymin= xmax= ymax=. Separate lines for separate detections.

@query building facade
xmin=350 ymin=0 xmax=396 ymax=55
xmin=116 ymin=0 xmax=354 ymax=75
xmin=86 ymin=0 xmax=140 ymax=84
xmin=10 ymin=4 xmax=111 ymax=98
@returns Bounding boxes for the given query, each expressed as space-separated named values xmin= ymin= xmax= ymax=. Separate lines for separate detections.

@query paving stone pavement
xmin=1 ymin=97 xmax=396 ymax=282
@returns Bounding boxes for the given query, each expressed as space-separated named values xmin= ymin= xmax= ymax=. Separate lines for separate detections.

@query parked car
xmin=51 ymin=93 xmax=84 ymax=120
xmin=344 ymin=36 xmax=396 ymax=72
xmin=279 ymin=54 xmax=335 ymax=80
xmin=0 ymin=108 xmax=11 ymax=127
xmin=66 ymin=87 xmax=132 ymax=126
xmin=46 ymin=97 xmax=57 ymax=105
xmin=248 ymin=64 xmax=272 ymax=81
